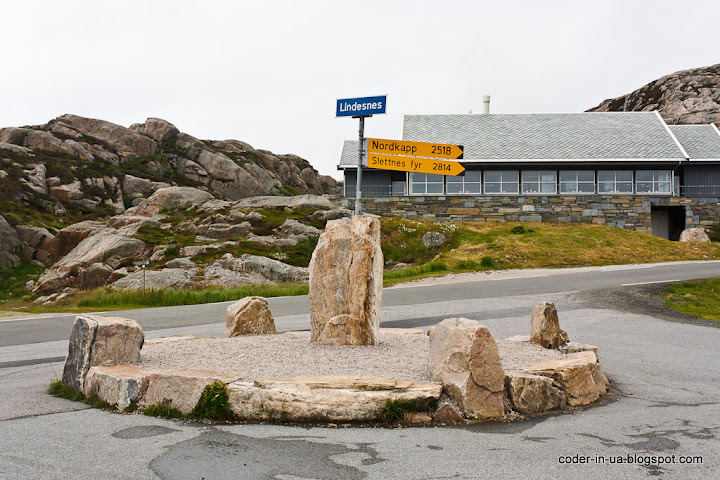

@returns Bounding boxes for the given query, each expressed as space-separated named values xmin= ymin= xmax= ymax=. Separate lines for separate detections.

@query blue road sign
xmin=336 ymin=95 xmax=387 ymax=117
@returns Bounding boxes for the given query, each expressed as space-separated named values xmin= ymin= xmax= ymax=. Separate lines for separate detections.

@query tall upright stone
xmin=308 ymin=215 xmax=383 ymax=345
xmin=530 ymin=302 xmax=569 ymax=349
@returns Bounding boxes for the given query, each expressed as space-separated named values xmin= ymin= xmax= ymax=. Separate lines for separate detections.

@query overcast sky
xmin=2 ymin=1 xmax=718 ymax=179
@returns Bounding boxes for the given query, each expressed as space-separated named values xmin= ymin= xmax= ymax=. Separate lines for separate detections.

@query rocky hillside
xmin=588 ymin=63 xmax=720 ymax=125
xmin=3 ymin=186 xmax=351 ymax=302
xmin=0 ymin=114 xmax=338 ymax=230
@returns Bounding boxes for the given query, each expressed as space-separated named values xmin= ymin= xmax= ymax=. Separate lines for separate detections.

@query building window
xmin=446 ymin=171 xmax=482 ymax=194
xmin=598 ymin=170 xmax=633 ymax=193
xmin=409 ymin=172 xmax=444 ymax=195
xmin=392 ymin=181 xmax=406 ymax=196
xmin=636 ymin=170 xmax=672 ymax=194
xmin=522 ymin=171 xmax=557 ymax=194
xmin=560 ymin=171 xmax=595 ymax=193
xmin=484 ymin=171 xmax=519 ymax=194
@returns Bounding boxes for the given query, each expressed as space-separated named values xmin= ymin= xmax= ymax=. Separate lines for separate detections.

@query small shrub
xmin=191 ymin=381 xmax=234 ymax=420
xmin=144 ymin=398 xmax=183 ymax=419
xmin=709 ymin=223 xmax=720 ymax=242
xmin=480 ymin=256 xmax=494 ymax=268
xmin=510 ymin=225 xmax=527 ymax=234
xmin=164 ymin=245 xmax=179 ymax=260
xmin=455 ymin=259 xmax=479 ymax=270
xmin=48 ymin=380 xmax=116 ymax=410
xmin=428 ymin=261 xmax=447 ymax=272
xmin=381 ymin=398 xmax=414 ymax=423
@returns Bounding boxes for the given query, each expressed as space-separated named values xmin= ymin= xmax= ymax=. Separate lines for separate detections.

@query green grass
xmin=381 ymin=398 xmax=415 ymax=423
xmin=381 ymin=217 xmax=460 ymax=264
xmin=143 ymin=398 xmax=183 ymax=419
xmin=76 ymin=283 xmax=309 ymax=309
xmin=665 ymin=278 xmax=720 ymax=322
xmin=0 ymin=262 xmax=45 ymax=304
xmin=48 ymin=380 xmax=117 ymax=410
xmin=191 ymin=381 xmax=234 ymax=420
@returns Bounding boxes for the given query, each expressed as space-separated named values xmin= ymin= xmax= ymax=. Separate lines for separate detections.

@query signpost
xmin=366 ymin=153 xmax=465 ymax=176
xmin=134 ymin=260 xmax=149 ymax=297
xmin=336 ymin=95 xmax=387 ymax=215
xmin=367 ymin=138 xmax=463 ymax=160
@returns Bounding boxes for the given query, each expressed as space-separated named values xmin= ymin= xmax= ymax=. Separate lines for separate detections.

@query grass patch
xmin=48 ymin=380 xmax=117 ymax=410
xmin=381 ymin=397 xmax=415 ymax=423
xmin=665 ymin=278 xmax=720 ymax=321
xmin=76 ymin=283 xmax=309 ymax=309
xmin=0 ymin=262 xmax=45 ymax=305
xmin=144 ymin=398 xmax=183 ymax=419
xmin=381 ymin=217 xmax=459 ymax=264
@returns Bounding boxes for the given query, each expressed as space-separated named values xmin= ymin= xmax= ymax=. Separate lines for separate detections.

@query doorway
xmin=651 ymin=206 xmax=685 ymax=240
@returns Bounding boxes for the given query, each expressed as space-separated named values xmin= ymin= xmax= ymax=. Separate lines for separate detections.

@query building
xmin=337 ymin=111 xmax=720 ymax=239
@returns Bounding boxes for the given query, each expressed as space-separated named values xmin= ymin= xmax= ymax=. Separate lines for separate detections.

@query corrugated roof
xmin=402 ymin=112 xmax=686 ymax=160
xmin=668 ymin=125 xmax=720 ymax=160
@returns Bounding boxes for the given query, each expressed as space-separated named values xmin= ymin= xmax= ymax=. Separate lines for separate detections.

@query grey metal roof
xmin=340 ymin=140 xmax=359 ymax=167
xmin=402 ymin=112 xmax=686 ymax=161
xmin=668 ymin=125 xmax=720 ymax=160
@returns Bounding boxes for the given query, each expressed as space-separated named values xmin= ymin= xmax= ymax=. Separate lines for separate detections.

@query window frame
xmin=597 ymin=170 xmax=634 ymax=194
xmin=635 ymin=170 xmax=672 ymax=194
xmin=522 ymin=170 xmax=557 ymax=194
xmin=446 ymin=171 xmax=482 ymax=195
xmin=559 ymin=170 xmax=596 ymax=194
xmin=484 ymin=170 xmax=520 ymax=195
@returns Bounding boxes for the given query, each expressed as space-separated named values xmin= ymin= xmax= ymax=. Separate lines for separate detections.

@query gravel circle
xmin=141 ymin=333 xmax=566 ymax=383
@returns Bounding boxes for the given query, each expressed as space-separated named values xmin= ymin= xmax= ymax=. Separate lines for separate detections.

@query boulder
xmin=165 ymin=257 xmax=195 ymax=269
xmin=48 ymin=220 xmax=108 ymax=261
xmin=84 ymin=365 xmax=154 ymax=410
xmin=0 ymin=215 xmax=22 ymax=269
xmin=275 ymin=219 xmax=322 ymax=237
xmin=139 ymin=118 xmax=179 ymax=142
xmin=523 ymin=351 xmax=609 ymax=406
xmin=122 ymin=174 xmax=170 ymax=197
xmin=142 ymin=369 xmax=242 ymax=414
xmin=235 ymin=194 xmax=334 ymax=211
xmin=111 ymin=268 xmax=198 ymax=291
xmin=0 ymin=127 xmax=31 ymax=145
xmin=529 ymin=302 xmax=569 ymax=349
xmin=124 ymin=187 xmax=214 ymax=217
xmin=54 ymin=114 xmax=156 ymax=161
xmin=219 ymin=254 xmax=308 ymax=283
xmin=62 ymin=315 xmax=145 ymax=392
xmin=23 ymin=130 xmax=65 ymax=154
xmin=428 ymin=318 xmax=505 ymax=419
xmin=76 ymin=263 xmax=114 ymax=289
xmin=316 ymin=208 xmax=352 ymax=221
xmin=422 ymin=231 xmax=447 ymax=248
xmin=203 ymin=264 xmax=268 ymax=287
xmin=21 ymin=164 xmax=47 ymax=195
xmin=202 ymin=222 xmax=252 ymax=239
xmin=0 ymin=142 xmax=34 ymax=157
xmin=227 ymin=376 xmax=442 ymax=422
xmin=223 ymin=296 xmax=277 ymax=337
xmin=433 ymin=402 xmax=464 ymax=423
xmin=679 ymin=228 xmax=710 ymax=242
xmin=308 ymin=215 xmax=383 ymax=346
xmin=504 ymin=372 xmax=566 ymax=414
xmin=558 ymin=342 xmax=599 ymax=361
xmin=49 ymin=180 xmax=83 ymax=203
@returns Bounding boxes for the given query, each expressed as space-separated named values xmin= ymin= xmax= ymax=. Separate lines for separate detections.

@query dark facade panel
xmin=344 ymin=169 xmax=393 ymax=196
xmin=682 ymin=165 xmax=720 ymax=196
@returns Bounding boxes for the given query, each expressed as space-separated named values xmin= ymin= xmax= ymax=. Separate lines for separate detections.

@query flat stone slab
xmin=523 ymin=351 xmax=609 ymax=406
xmin=142 ymin=369 xmax=243 ymax=414
xmin=84 ymin=365 xmax=154 ymax=410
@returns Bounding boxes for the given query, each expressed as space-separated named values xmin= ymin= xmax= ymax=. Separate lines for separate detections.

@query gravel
xmin=141 ymin=332 xmax=567 ymax=383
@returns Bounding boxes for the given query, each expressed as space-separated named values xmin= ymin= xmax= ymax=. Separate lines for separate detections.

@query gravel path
xmin=140 ymin=332 xmax=565 ymax=383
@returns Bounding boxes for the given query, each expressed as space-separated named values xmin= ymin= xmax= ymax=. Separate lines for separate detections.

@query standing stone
xmin=428 ymin=318 xmax=505 ymax=419
xmin=529 ymin=302 xmax=569 ymax=349
xmin=62 ymin=315 xmax=145 ymax=392
xmin=308 ymin=215 xmax=383 ymax=346
xmin=223 ymin=296 xmax=277 ymax=337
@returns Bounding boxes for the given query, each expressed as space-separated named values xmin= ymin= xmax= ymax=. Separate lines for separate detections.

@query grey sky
xmin=2 ymin=1 xmax=718 ymax=180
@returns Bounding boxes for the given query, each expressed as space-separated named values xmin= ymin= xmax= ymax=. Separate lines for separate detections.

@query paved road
xmin=0 ymin=261 xmax=719 ymax=479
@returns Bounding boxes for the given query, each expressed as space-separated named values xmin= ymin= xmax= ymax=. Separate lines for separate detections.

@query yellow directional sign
xmin=367 ymin=138 xmax=464 ymax=160
xmin=367 ymin=153 xmax=465 ymax=176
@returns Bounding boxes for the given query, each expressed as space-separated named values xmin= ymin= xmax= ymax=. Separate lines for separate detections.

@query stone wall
xmin=334 ymin=195 xmax=720 ymax=233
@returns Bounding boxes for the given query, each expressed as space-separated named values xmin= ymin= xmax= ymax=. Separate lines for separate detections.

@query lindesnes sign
xmin=336 ymin=95 xmax=463 ymax=214
xmin=336 ymin=95 xmax=387 ymax=215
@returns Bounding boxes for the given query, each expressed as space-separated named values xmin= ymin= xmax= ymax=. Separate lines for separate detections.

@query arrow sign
xmin=367 ymin=153 xmax=465 ymax=176
xmin=367 ymin=138 xmax=464 ymax=160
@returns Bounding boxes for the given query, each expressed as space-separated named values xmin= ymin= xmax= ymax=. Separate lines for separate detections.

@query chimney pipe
xmin=483 ymin=95 xmax=490 ymax=114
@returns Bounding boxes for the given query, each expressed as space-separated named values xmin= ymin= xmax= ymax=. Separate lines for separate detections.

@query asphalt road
xmin=0 ymin=261 xmax=719 ymax=479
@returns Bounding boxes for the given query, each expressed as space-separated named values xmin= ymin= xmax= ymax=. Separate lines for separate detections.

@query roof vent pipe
xmin=483 ymin=95 xmax=490 ymax=114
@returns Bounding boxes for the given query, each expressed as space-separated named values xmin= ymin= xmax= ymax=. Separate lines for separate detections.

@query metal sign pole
xmin=355 ymin=116 xmax=365 ymax=216
xmin=142 ymin=265 xmax=146 ymax=298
